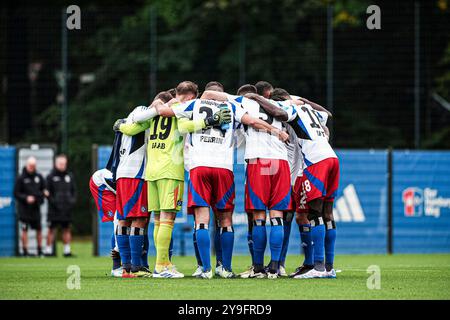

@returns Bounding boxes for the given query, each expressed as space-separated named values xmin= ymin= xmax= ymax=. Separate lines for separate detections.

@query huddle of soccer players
xmin=89 ymin=80 xmax=339 ymax=280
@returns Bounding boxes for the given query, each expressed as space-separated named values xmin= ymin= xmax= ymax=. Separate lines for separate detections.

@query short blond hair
xmin=176 ymin=81 xmax=198 ymax=98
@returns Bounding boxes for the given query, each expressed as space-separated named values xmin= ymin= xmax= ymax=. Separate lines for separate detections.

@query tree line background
xmin=1 ymin=0 xmax=449 ymax=235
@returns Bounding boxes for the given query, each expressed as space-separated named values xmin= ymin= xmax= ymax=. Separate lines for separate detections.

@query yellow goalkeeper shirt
xmin=120 ymin=115 xmax=185 ymax=182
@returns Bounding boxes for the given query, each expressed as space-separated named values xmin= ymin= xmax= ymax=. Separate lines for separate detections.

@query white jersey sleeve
xmin=232 ymin=102 xmax=247 ymax=123
xmin=116 ymin=106 xmax=147 ymax=180
xmin=172 ymin=100 xmax=196 ymax=119
xmin=268 ymin=99 xmax=298 ymax=121
xmin=92 ymin=169 xmax=116 ymax=194
xmin=286 ymin=104 xmax=336 ymax=166
xmin=290 ymin=95 xmax=329 ymax=126
xmin=130 ymin=105 xmax=158 ymax=123
xmin=285 ymin=125 xmax=303 ymax=184
xmin=315 ymin=110 xmax=328 ymax=126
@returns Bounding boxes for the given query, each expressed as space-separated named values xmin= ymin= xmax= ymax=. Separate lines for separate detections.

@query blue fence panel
xmin=393 ymin=151 xmax=450 ymax=253
xmin=331 ymin=149 xmax=388 ymax=254
xmin=0 ymin=146 xmax=16 ymax=256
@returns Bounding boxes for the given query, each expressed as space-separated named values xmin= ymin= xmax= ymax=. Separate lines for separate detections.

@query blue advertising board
xmin=0 ymin=146 xmax=16 ymax=256
xmin=331 ymin=149 xmax=388 ymax=254
xmin=392 ymin=151 xmax=450 ymax=253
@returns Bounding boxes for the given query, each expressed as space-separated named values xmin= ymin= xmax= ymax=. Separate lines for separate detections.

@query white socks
xmin=64 ymin=244 xmax=71 ymax=255
xmin=45 ymin=245 xmax=53 ymax=255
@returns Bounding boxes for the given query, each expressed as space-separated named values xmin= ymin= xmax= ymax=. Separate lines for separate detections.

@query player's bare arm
xmin=154 ymin=98 xmax=181 ymax=117
xmin=244 ymin=93 xmax=289 ymax=121
xmin=200 ymin=90 xmax=228 ymax=101
xmin=288 ymin=98 xmax=304 ymax=106
xmin=155 ymin=103 xmax=175 ymax=117
xmin=240 ymin=114 xmax=289 ymax=142
xmin=297 ymin=97 xmax=332 ymax=118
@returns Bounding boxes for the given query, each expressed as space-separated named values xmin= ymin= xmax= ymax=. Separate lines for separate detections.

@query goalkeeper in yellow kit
xmin=117 ymin=81 xmax=232 ymax=278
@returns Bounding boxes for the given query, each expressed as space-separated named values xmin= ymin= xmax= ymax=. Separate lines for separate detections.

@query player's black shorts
xmin=48 ymin=220 xmax=71 ymax=229
xmin=20 ymin=219 xmax=42 ymax=231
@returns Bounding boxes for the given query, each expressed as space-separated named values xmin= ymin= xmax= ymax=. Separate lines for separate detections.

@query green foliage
xmin=422 ymin=127 xmax=450 ymax=149
xmin=333 ymin=0 xmax=370 ymax=27
xmin=435 ymin=43 xmax=450 ymax=100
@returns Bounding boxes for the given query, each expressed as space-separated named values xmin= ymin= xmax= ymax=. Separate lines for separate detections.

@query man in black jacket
xmin=45 ymin=154 xmax=77 ymax=257
xmin=14 ymin=156 xmax=46 ymax=256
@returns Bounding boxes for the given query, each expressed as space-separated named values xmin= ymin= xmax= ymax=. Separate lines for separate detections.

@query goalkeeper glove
xmin=113 ymin=119 xmax=126 ymax=132
xmin=204 ymin=109 xmax=232 ymax=127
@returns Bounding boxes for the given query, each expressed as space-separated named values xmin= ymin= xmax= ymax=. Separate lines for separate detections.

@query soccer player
xmin=287 ymin=92 xmax=335 ymax=278
xmin=192 ymin=81 xmax=227 ymax=277
xmin=202 ymin=84 xmax=254 ymax=278
xmin=110 ymin=102 xmax=154 ymax=278
xmin=200 ymin=85 xmax=293 ymax=279
xmin=174 ymin=98 xmax=233 ymax=279
xmin=204 ymin=81 xmax=224 ymax=92
xmin=151 ymin=89 xmax=231 ymax=276
xmin=259 ymin=88 xmax=339 ymax=279
xmin=282 ymin=94 xmax=331 ymax=276
xmin=245 ymin=88 xmax=303 ymax=277
xmin=89 ymin=168 xmax=122 ymax=277
xmin=110 ymin=91 xmax=172 ymax=278
xmin=118 ymin=83 xmax=203 ymax=278
xmin=255 ymin=81 xmax=274 ymax=98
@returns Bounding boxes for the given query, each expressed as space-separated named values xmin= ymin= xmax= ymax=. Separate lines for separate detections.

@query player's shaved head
xmin=205 ymin=81 xmax=224 ymax=92
xmin=176 ymin=81 xmax=199 ymax=101
xmin=255 ymin=81 xmax=273 ymax=98
xmin=270 ymin=88 xmax=291 ymax=101
xmin=237 ymin=84 xmax=257 ymax=96
xmin=154 ymin=91 xmax=173 ymax=103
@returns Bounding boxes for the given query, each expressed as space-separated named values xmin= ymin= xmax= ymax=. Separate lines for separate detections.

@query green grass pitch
xmin=1 ymin=241 xmax=449 ymax=300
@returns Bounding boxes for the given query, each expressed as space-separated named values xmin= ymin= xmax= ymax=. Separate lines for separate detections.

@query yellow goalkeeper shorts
xmin=147 ymin=179 xmax=184 ymax=212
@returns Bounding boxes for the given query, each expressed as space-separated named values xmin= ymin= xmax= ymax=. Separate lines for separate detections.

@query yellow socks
xmin=155 ymin=218 xmax=174 ymax=272
xmin=153 ymin=217 xmax=160 ymax=249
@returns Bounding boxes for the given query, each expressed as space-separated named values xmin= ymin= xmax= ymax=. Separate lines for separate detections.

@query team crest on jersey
xmin=141 ymin=206 xmax=147 ymax=213
xmin=34 ymin=176 xmax=40 ymax=184
xmin=107 ymin=211 xmax=114 ymax=217
xmin=65 ymin=175 xmax=71 ymax=183
xmin=120 ymin=148 xmax=126 ymax=156
xmin=177 ymin=200 xmax=183 ymax=206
